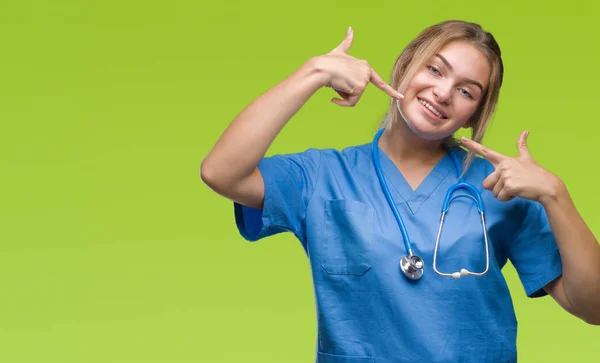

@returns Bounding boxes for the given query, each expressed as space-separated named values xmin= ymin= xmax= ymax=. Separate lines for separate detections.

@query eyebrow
xmin=435 ymin=54 xmax=485 ymax=92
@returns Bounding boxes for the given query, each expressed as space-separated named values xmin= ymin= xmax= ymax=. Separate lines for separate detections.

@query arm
xmin=201 ymin=27 xmax=403 ymax=209
xmin=200 ymin=58 xmax=328 ymax=209
xmin=461 ymin=132 xmax=600 ymax=325
xmin=541 ymin=182 xmax=600 ymax=325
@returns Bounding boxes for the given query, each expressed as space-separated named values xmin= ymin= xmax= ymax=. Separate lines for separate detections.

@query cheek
xmin=401 ymin=72 xmax=430 ymax=93
xmin=456 ymin=100 xmax=480 ymax=120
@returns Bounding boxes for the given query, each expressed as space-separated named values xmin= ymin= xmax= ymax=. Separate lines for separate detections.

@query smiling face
xmin=398 ymin=40 xmax=491 ymax=140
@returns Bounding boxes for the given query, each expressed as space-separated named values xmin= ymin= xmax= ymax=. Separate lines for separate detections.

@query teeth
xmin=419 ymin=99 xmax=444 ymax=118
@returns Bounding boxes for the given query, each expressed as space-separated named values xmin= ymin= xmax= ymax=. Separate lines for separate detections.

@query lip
xmin=418 ymin=97 xmax=447 ymax=119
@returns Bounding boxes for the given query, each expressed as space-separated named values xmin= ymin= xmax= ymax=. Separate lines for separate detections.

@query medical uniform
xmin=234 ymin=139 xmax=563 ymax=363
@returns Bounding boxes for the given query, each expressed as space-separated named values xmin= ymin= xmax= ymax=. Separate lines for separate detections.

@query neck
xmin=379 ymin=122 xmax=447 ymax=166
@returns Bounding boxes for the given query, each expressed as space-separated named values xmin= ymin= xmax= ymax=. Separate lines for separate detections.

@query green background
xmin=1 ymin=0 xmax=598 ymax=362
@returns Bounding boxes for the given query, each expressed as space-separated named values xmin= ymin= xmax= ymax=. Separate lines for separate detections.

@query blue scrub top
xmin=234 ymin=141 xmax=562 ymax=363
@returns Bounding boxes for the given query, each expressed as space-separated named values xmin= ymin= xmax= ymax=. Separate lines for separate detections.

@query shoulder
xmin=267 ymin=143 xmax=372 ymax=168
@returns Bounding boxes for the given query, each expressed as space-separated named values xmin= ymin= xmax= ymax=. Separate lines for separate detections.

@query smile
xmin=418 ymin=98 xmax=447 ymax=119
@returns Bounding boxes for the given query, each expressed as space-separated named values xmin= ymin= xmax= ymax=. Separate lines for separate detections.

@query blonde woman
xmin=201 ymin=20 xmax=600 ymax=363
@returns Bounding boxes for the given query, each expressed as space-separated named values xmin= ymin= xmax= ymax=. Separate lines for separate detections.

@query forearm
xmin=201 ymin=57 xmax=329 ymax=185
xmin=541 ymin=181 xmax=600 ymax=322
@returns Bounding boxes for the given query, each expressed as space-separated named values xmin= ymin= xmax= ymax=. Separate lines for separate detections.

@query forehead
xmin=436 ymin=41 xmax=491 ymax=88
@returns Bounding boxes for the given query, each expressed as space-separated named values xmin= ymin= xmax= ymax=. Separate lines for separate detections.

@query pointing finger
xmin=461 ymin=137 xmax=505 ymax=166
xmin=369 ymin=67 xmax=404 ymax=101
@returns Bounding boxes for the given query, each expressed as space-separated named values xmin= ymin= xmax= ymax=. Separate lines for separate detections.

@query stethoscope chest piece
xmin=400 ymin=255 xmax=424 ymax=280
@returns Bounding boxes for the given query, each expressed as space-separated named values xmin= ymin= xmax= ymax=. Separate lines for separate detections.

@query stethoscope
xmin=372 ymin=128 xmax=490 ymax=280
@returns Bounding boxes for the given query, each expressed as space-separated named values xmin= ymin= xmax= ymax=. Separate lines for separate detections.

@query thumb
xmin=331 ymin=26 xmax=354 ymax=54
xmin=517 ymin=130 xmax=532 ymax=159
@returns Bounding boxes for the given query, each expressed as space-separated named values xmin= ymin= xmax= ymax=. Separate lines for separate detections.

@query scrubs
xmin=234 ymin=141 xmax=562 ymax=363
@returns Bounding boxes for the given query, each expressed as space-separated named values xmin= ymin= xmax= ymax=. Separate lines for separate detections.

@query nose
xmin=433 ymin=82 xmax=452 ymax=104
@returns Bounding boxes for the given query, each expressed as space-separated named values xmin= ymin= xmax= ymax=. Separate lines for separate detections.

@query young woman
xmin=201 ymin=20 xmax=600 ymax=363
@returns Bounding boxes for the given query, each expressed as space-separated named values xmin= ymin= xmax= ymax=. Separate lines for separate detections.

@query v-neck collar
xmin=361 ymin=142 xmax=459 ymax=215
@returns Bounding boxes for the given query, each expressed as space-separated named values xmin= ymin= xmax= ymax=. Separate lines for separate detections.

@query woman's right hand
xmin=201 ymin=27 xmax=403 ymax=209
xmin=314 ymin=26 xmax=404 ymax=107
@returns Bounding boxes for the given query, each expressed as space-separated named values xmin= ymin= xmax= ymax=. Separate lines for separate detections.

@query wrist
xmin=539 ymin=175 xmax=567 ymax=207
xmin=302 ymin=56 xmax=332 ymax=88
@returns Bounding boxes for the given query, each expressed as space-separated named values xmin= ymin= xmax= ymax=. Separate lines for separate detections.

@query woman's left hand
xmin=460 ymin=131 xmax=564 ymax=203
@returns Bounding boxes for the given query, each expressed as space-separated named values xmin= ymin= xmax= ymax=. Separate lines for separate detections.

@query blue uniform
xmin=234 ymin=141 xmax=562 ymax=363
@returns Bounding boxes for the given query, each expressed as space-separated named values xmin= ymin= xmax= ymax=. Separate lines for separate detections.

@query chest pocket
xmin=320 ymin=199 xmax=373 ymax=276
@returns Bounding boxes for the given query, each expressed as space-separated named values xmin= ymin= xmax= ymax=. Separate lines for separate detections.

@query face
xmin=398 ymin=40 xmax=491 ymax=140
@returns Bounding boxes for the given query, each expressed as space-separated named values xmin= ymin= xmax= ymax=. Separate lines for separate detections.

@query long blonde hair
xmin=379 ymin=20 xmax=504 ymax=174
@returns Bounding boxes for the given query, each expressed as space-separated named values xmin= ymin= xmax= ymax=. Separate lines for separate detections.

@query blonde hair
xmin=379 ymin=20 xmax=504 ymax=174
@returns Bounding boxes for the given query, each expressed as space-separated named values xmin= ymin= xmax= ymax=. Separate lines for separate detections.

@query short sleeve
xmin=234 ymin=148 xmax=322 ymax=244
xmin=507 ymin=200 xmax=563 ymax=298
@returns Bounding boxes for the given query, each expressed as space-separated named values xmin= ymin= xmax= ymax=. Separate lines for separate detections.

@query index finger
xmin=369 ymin=68 xmax=404 ymax=100
xmin=460 ymin=137 xmax=505 ymax=165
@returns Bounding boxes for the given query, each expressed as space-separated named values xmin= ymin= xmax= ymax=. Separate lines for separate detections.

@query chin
xmin=410 ymin=127 xmax=452 ymax=141
xmin=398 ymin=101 xmax=459 ymax=141
xmin=403 ymin=112 xmax=455 ymax=141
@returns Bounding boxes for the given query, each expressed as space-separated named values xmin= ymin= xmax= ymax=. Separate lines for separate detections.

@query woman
xmin=201 ymin=20 xmax=600 ymax=362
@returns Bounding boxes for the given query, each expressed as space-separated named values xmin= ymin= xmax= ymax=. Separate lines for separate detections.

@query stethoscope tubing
xmin=372 ymin=127 xmax=490 ymax=280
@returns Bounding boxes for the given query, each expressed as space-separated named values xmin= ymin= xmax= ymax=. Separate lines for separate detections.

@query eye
xmin=427 ymin=64 xmax=441 ymax=76
xmin=459 ymin=88 xmax=473 ymax=99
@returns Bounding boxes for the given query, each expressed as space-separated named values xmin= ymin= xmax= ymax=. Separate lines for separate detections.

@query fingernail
xmin=347 ymin=26 xmax=352 ymax=35
xmin=461 ymin=137 xmax=469 ymax=143
xmin=525 ymin=130 xmax=530 ymax=138
xmin=397 ymin=92 xmax=404 ymax=99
